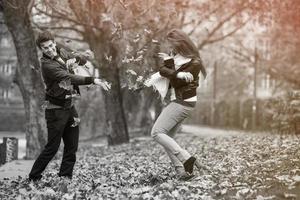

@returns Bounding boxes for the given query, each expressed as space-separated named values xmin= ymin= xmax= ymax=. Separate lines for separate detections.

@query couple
xmin=29 ymin=29 xmax=206 ymax=182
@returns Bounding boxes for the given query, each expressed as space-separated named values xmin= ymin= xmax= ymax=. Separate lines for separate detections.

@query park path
xmin=182 ymin=124 xmax=248 ymax=137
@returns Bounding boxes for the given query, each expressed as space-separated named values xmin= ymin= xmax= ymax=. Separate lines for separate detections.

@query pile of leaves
xmin=1 ymin=132 xmax=300 ymax=199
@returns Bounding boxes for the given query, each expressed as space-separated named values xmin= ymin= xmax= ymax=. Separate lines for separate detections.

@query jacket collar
xmin=174 ymin=54 xmax=191 ymax=68
xmin=174 ymin=54 xmax=192 ymax=71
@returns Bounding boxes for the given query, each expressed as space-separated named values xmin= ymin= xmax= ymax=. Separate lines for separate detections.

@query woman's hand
xmin=176 ymin=72 xmax=194 ymax=82
xmin=66 ymin=58 xmax=77 ymax=68
xmin=94 ymin=78 xmax=111 ymax=91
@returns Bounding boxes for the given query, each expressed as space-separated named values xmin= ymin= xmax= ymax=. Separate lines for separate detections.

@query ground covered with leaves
xmin=1 ymin=131 xmax=300 ymax=200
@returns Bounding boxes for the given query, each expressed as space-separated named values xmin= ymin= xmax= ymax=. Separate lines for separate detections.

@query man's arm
xmin=42 ymin=61 xmax=94 ymax=85
xmin=53 ymin=43 xmax=111 ymax=90
xmin=42 ymin=61 xmax=111 ymax=90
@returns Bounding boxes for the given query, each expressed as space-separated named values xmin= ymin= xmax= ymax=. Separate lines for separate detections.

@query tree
xmin=0 ymin=0 xmax=47 ymax=159
xmin=260 ymin=0 xmax=300 ymax=88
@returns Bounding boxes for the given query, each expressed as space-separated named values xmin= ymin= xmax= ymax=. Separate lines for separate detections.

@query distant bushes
xmin=265 ymin=90 xmax=300 ymax=134
xmin=187 ymin=90 xmax=300 ymax=134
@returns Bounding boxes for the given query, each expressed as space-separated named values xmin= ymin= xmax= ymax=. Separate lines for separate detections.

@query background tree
xmin=0 ymin=0 xmax=47 ymax=159
xmin=267 ymin=0 xmax=300 ymax=88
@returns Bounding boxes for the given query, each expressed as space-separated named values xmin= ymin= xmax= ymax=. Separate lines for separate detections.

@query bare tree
xmin=1 ymin=0 xmax=47 ymax=159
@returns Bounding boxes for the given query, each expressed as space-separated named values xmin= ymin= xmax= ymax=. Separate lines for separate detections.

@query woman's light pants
xmin=151 ymin=102 xmax=194 ymax=167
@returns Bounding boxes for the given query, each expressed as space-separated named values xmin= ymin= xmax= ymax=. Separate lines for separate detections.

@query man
xmin=28 ymin=31 xmax=110 ymax=181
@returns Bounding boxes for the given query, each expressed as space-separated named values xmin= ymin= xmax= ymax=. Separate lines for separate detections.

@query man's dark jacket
xmin=41 ymin=45 xmax=94 ymax=108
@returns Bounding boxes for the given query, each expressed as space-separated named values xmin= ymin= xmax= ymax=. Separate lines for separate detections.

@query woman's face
xmin=166 ymin=38 xmax=181 ymax=54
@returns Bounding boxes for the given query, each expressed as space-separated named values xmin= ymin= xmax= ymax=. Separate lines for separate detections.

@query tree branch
xmin=200 ymin=18 xmax=250 ymax=48
xmin=188 ymin=0 xmax=227 ymax=35
xmin=33 ymin=4 xmax=101 ymax=31
xmin=53 ymin=34 xmax=84 ymax=42
xmin=225 ymin=46 xmax=253 ymax=64
xmin=137 ymin=0 xmax=156 ymax=17
xmin=118 ymin=0 xmax=127 ymax=10
xmin=197 ymin=1 xmax=252 ymax=49
xmin=32 ymin=20 xmax=84 ymax=34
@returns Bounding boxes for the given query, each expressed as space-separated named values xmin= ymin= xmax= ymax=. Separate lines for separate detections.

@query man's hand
xmin=66 ymin=58 xmax=77 ymax=68
xmin=94 ymin=78 xmax=111 ymax=91
xmin=158 ymin=52 xmax=173 ymax=60
xmin=176 ymin=72 xmax=194 ymax=82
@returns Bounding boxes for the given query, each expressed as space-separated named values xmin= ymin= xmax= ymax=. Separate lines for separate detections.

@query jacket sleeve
xmin=159 ymin=59 xmax=178 ymax=79
xmin=42 ymin=61 xmax=94 ymax=85
xmin=170 ymin=59 xmax=203 ymax=89
xmin=159 ymin=67 xmax=178 ymax=79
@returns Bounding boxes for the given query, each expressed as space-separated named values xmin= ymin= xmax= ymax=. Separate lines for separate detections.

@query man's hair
xmin=36 ymin=31 xmax=54 ymax=48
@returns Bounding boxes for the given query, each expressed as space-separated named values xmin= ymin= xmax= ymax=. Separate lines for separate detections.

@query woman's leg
xmin=151 ymin=102 xmax=193 ymax=164
xmin=164 ymin=121 xmax=183 ymax=167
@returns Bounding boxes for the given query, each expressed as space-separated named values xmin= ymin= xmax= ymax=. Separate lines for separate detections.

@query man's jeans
xmin=29 ymin=107 xmax=79 ymax=180
xmin=151 ymin=102 xmax=194 ymax=167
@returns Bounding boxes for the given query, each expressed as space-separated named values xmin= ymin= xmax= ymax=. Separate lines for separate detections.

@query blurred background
xmin=0 ymin=0 xmax=299 ymax=159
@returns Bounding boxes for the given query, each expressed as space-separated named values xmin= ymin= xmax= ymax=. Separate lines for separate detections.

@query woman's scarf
xmin=144 ymin=72 xmax=170 ymax=101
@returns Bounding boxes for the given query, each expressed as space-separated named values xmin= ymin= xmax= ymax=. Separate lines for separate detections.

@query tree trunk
xmin=91 ymin=42 xmax=129 ymax=145
xmin=67 ymin=0 xmax=140 ymax=145
xmin=135 ymin=89 xmax=157 ymax=135
xmin=102 ymin=65 xmax=129 ymax=144
xmin=2 ymin=0 xmax=47 ymax=159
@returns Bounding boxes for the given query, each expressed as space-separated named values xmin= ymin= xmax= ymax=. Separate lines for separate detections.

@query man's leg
xmin=29 ymin=109 xmax=69 ymax=180
xmin=58 ymin=107 xmax=79 ymax=178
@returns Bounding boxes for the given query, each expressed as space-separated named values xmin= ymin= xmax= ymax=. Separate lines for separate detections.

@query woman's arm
xmin=159 ymin=58 xmax=178 ymax=79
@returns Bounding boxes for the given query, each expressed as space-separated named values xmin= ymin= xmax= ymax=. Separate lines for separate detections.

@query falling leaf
xmin=58 ymin=79 xmax=73 ymax=90
xmin=71 ymin=117 xmax=81 ymax=127
xmin=144 ymin=29 xmax=151 ymax=34
xmin=126 ymin=69 xmax=137 ymax=76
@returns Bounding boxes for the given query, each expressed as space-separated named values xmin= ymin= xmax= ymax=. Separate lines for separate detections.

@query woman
xmin=150 ymin=29 xmax=207 ymax=180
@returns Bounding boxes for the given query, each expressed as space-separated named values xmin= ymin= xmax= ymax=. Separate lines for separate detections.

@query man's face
xmin=40 ymin=40 xmax=57 ymax=58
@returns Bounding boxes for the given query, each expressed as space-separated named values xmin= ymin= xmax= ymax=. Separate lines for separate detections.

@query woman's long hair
xmin=166 ymin=29 xmax=207 ymax=78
